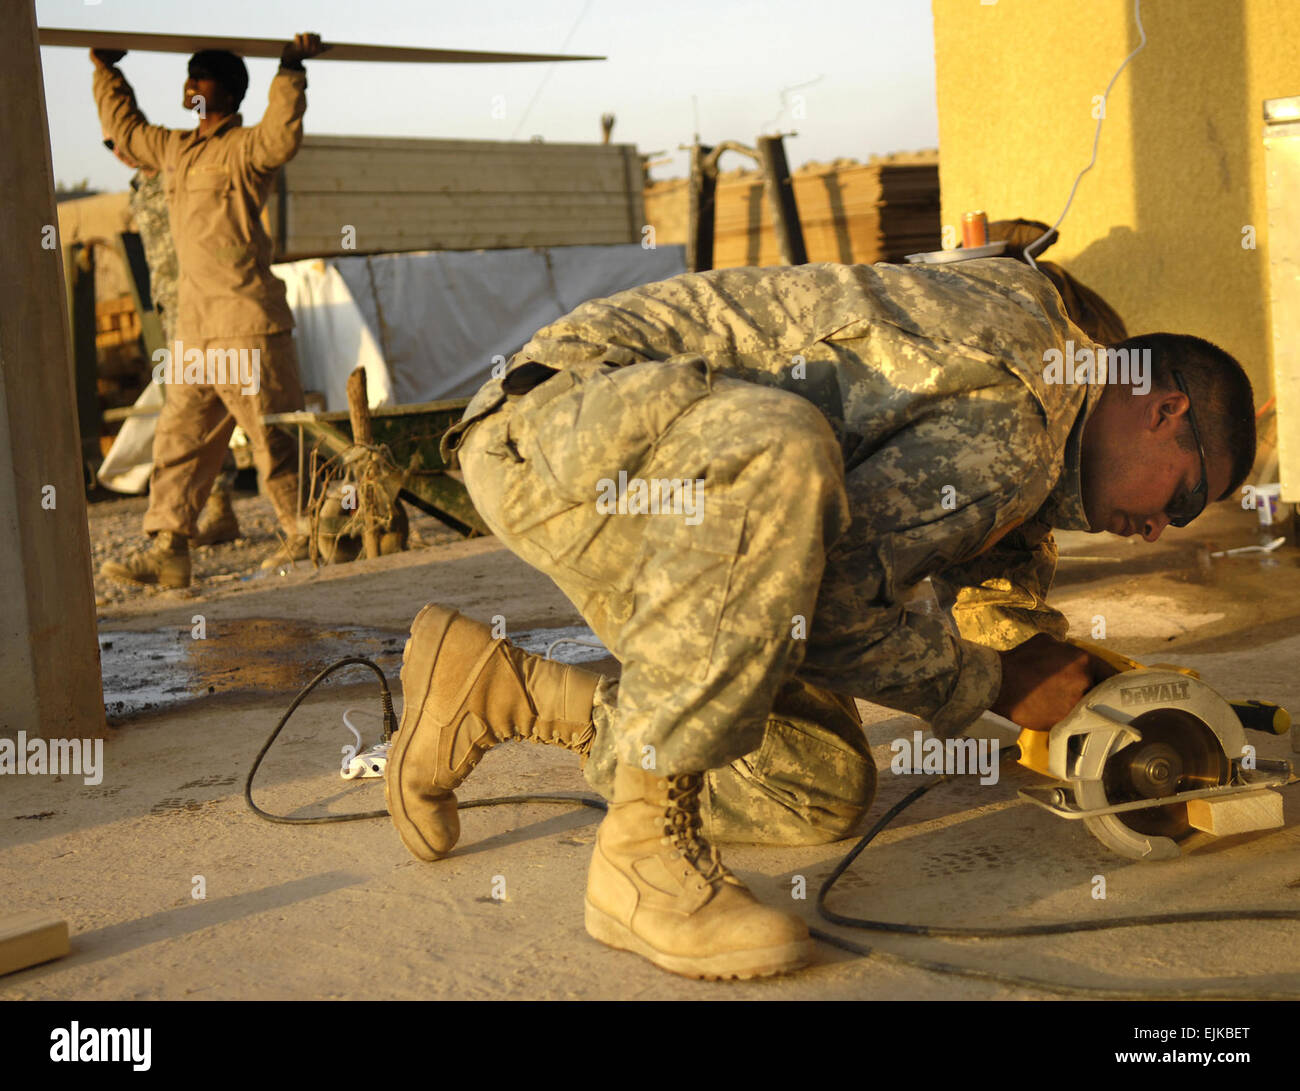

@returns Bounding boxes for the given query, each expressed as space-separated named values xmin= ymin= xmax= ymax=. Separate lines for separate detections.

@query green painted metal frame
xmin=264 ymin=398 xmax=488 ymax=537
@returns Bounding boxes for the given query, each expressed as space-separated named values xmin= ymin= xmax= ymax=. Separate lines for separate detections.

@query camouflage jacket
xmin=95 ymin=64 xmax=305 ymax=340
xmin=128 ymin=169 xmax=179 ymax=343
xmin=444 ymin=259 xmax=1105 ymax=737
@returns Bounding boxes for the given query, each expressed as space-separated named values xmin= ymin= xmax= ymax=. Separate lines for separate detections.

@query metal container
xmin=961 ymin=209 xmax=989 ymax=249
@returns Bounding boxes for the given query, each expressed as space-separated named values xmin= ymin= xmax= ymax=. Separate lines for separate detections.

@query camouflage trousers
xmin=457 ymin=358 xmax=876 ymax=845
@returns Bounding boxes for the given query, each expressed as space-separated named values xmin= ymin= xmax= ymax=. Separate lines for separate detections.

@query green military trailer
xmin=264 ymin=399 xmax=487 ymax=537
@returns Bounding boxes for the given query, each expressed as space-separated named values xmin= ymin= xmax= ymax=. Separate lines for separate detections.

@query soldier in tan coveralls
xmin=385 ymin=257 xmax=1255 ymax=980
xmin=111 ymin=155 xmax=242 ymax=545
xmin=92 ymin=34 xmax=328 ymax=588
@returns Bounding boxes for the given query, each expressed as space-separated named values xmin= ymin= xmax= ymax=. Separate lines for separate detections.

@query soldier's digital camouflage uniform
xmin=443 ymin=258 xmax=1104 ymax=845
xmin=128 ymin=169 xmax=179 ymax=348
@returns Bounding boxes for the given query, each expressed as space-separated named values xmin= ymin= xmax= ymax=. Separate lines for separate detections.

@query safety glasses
xmin=1166 ymin=370 xmax=1208 ymax=527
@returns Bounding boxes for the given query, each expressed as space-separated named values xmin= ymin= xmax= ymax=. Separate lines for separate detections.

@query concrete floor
xmin=3 ymin=502 xmax=1299 ymax=1000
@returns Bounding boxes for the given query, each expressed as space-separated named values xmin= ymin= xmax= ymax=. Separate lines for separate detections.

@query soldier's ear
xmin=1145 ymin=389 xmax=1186 ymax=435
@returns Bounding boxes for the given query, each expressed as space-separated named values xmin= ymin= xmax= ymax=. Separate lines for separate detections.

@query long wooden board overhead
xmin=38 ymin=28 xmax=604 ymax=65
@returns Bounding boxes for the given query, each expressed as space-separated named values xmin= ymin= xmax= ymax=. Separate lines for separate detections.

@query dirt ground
xmin=3 ymin=490 xmax=1299 ymax=1000
xmin=88 ymin=482 xmax=463 ymax=611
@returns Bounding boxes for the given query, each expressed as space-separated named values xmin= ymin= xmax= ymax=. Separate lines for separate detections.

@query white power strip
xmin=343 ymin=740 xmax=389 ymax=780
xmin=340 ymin=706 xmax=390 ymax=779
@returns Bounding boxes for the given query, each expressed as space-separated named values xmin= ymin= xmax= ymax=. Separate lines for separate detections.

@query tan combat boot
xmin=192 ymin=484 xmax=241 ymax=546
xmin=100 ymin=531 xmax=191 ymax=589
xmin=584 ymin=763 xmax=814 ymax=980
xmin=386 ymin=603 xmax=601 ymax=860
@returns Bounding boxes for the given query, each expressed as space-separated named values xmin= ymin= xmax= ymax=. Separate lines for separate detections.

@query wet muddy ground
xmin=98 ymin=618 xmax=608 ymax=721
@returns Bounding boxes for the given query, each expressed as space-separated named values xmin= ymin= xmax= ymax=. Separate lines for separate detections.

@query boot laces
xmin=664 ymin=774 xmax=727 ymax=884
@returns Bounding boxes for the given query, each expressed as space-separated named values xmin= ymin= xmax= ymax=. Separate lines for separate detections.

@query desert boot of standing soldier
xmin=93 ymin=34 xmax=329 ymax=589
xmin=387 ymin=258 xmax=1255 ymax=980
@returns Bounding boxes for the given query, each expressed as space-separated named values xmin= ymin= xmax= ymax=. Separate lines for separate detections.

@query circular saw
xmin=1016 ymin=645 xmax=1292 ymax=861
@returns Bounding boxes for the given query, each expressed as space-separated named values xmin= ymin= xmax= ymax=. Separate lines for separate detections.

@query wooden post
xmin=0 ymin=2 xmax=104 ymax=740
xmin=63 ymin=241 xmax=101 ymax=470
xmin=686 ymin=142 xmax=717 ymax=273
xmin=757 ymin=134 xmax=808 ymax=266
xmin=346 ymin=366 xmax=381 ymax=559
xmin=115 ymin=231 xmax=166 ymax=360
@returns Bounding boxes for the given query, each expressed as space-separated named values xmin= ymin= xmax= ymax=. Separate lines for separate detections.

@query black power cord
xmin=244 ymin=656 xmax=396 ymax=824
xmin=811 ymin=748 xmax=1300 ymax=998
xmin=248 ymin=658 xmax=1300 ymax=997
xmin=244 ymin=655 xmax=607 ymax=825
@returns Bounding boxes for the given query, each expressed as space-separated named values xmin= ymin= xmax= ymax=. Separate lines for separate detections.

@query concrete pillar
xmin=0 ymin=2 xmax=104 ymax=739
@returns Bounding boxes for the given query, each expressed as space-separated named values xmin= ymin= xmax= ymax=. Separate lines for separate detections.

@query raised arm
xmin=247 ymin=33 xmax=329 ymax=173
xmin=91 ymin=50 xmax=172 ymax=172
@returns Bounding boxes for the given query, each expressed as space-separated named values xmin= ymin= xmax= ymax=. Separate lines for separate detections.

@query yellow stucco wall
xmin=932 ymin=0 xmax=1300 ymax=402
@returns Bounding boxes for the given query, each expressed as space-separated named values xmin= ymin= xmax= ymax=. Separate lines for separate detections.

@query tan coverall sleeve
xmin=247 ymin=68 xmax=307 ymax=173
xmin=93 ymin=65 xmax=174 ymax=172
xmin=931 ymin=521 xmax=1070 ymax=652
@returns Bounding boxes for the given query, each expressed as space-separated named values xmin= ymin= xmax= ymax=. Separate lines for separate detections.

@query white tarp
xmin=334 ymin=244 xmax=687 ymax=402
xmin=277 ymin=258 xmax=392 ymax=411
xmin=96 ymin=377 xmax=163 ymax=494
xmin=97 ymin=243 xmax=686 ymax=493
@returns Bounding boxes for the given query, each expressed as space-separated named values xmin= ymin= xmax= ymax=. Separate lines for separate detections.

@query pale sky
xmin=36 ymin=0 xmax=939 ymax=193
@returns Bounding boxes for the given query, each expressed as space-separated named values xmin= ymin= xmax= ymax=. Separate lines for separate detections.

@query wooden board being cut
xmin=39 ymin=28 xmax=604 ymax=65
xmin=0 ymin=912 xmax=70 ymax=977
xmin=1186 ymin=790 xmax=1285 ymax=837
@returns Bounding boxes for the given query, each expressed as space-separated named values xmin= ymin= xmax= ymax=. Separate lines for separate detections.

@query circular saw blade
xmin=1099 ymin=710 xmax=1229 ymax=839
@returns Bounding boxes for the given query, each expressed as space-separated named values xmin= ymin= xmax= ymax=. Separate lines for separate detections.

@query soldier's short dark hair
xmin=188 ymin=50 xmax=249 ymax=109
xmin=1114 ymin=332 xmax=1256 ymax=500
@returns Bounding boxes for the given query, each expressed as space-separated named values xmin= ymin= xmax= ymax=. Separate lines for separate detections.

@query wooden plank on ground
xmin=0 ymin=913 xmax=70 ymax=977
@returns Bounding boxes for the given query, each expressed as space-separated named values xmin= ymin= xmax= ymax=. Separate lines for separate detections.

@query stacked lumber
xmin=95 ymin=294 xmax=147 ymax=413
xmin=270 ymin=135 xmax=646 ymax=258
xmin=644 ymin=151 xmax=940 ymax=267
xmin=96 ymin=295 xmax=140 ymax=349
